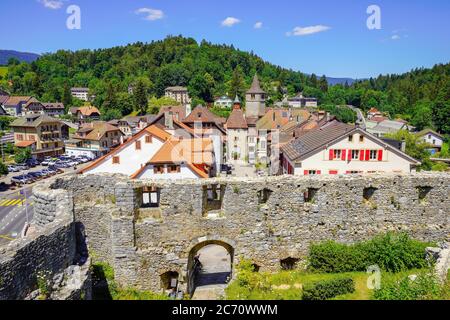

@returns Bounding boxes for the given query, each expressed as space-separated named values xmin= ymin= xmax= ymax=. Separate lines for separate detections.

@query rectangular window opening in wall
xmin=112 ymin=156 xmax=120 ymax=164
xmin=417 ymin=186 xmax=433 ymax=202
xmin=141 ymin=186 xmax=161 ymax=208
xmin=363 ymin=187 xmax=378 ymax=201
xmin=203 ymin=184 xmax=226 ymax=214
xmin=258 ymin=188 xmax=273 ymax=205
xmin=304 ymin=188 xmax=318 ymax=203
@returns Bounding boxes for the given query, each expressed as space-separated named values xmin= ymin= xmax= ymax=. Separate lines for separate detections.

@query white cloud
xmin=254 ymin=22 xmax=263 ymax=29
xmin=286 ymin=25 xmax=331 ymax=36
xmin=38 ymin=0 xmax=65 ymax=10
xmin=135 ymin=8 xmax=165 ymax=21
xmin=221 ymin=17 xmax=241 ymax=27
xmin=391 ymin=34 xmax=401 ymax=40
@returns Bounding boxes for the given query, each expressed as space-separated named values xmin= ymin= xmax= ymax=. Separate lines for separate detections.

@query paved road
xmin=0 ymin=187 xmax=34 ymax=246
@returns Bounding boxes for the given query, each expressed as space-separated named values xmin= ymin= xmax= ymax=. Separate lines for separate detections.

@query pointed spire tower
xmin=245 ymin=74 xmax=266 ymax=118
xmin=233 ymin=94 xmax=241 ymax=109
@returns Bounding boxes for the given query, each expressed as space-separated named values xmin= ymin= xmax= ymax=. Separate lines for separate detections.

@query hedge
xmin=308 ymin=233 xmax=431 ymax=273
xmin=302 ymin=278 xmax=355 ymax=300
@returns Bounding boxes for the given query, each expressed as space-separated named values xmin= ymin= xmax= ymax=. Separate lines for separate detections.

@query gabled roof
xmin=246 ymin=74 xmax=266 ymax=94
xmin=184 ymin=105 xmax=218 ymax=124
xmin=416 ymin=129 xmax=444 ymax=139
xmin=11 ymin=115 xmax=61 ymax=128
xmin=158 ymin=105 xmax=186 ymax=121
xmin=74 ymin=121 xmax=122 ymax=141
xmin=72 ymin=106 xmax=101 ymax=117
xmin=24 ymin=98 xmax=42 ymax=108
xmin=282 ymin=122 xmax=420 ymax=165
xmin=226 ymin=107 xmax=247 ymax=129
xmin=4 ymin=96 xmax=32 ymax=106
xmin=43 ymin=102 xmax=65 ymax=110
xmin=0 ymin=95 xmax=10 ymax=105
xmin=79 ymin=124 xmax=172 ymax=174
xmin=256 ymin=109 xmax=290 ymax=130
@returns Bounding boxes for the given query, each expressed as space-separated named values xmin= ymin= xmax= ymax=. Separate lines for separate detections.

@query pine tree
xmin=229 ymin=67 xmax=246 ymax=100
xmin=62 ymin=83 xmax=72 ymax=110
xmin=134 ymin=80 xmax=148 ymax=115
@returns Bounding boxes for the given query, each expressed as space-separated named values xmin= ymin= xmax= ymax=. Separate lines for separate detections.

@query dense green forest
xmin=0 ymin=35 xmax=449 ymax=133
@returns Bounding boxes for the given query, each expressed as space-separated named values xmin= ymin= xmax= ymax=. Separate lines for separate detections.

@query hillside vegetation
xmin=0 ymin=36 xmax=449 ymax=134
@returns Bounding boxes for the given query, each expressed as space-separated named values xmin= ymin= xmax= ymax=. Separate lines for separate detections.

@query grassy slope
xmin=0 ymin=66 xmax=7 ymax=78
xmin=225 ymin=269 xmax=435 ymax=301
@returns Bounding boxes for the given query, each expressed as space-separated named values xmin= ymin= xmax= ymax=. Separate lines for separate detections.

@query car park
xmin=16 ymin=164 xmax=30 ymax=171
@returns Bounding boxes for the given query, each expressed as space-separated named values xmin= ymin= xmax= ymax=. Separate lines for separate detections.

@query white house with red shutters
xmin=281 ymin=121 xmax=420 ymax=176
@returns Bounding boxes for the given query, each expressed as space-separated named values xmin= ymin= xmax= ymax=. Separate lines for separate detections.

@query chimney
xmin=164 ymin=112 xmax=174 ymax=130
xmin=185 ymin=103 xmax=192 ymax=117
xmin=401 ymin=139 xmax=406 ymax=153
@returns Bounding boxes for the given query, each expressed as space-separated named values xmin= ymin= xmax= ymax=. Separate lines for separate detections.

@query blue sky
xmin=1 ymin=0 xmax=450 ymax=78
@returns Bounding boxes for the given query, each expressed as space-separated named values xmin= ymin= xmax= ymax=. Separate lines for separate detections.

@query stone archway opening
xmin=160 ymin=271 xmax=180 ymax=294
xmin=187 ymin=240 xmax=234 ymax=298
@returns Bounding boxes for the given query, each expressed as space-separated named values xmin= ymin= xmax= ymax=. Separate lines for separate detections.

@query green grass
xmin=225 ymin=268 xmax=441 ymax=301
xmin=0 ymin=66 xmax=8 ymax=78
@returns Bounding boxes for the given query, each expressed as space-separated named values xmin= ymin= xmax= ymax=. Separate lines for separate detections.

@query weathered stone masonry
xmin=48 ymin=173 xmax=449 ymax=293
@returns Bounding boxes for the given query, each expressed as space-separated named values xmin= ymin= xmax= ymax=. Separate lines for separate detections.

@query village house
xmin=366 ymin=118 xmax=413 ymax=137
xmin=122 ymin=115 xmax=158 ymax=135
xmin=416 ymin=129 xmax=445 ymax=155
xmin=287 ymin=93 xmax=318 ymax=108
xmin=69 ymin=106 xmax=101 ymax=122
xmin=183 ymin=105 xmax=226 ymax=168
xmin=367 ymin=108 xmax=383 ymax=120
xmin=164 ymin=86 xmax=191 ymax=105
xmin=80 ymin=123 xmax=215 ymax=180
xmin=2 ymin=96 xmax=32 ymax=116
xmin=158 ymin=105 xmax=190 ymax=122
xmin=225 ymin=96 xmax=248 ymax=162
xmin=214 ymin=96 xmax=233 ymax=109
xmin=10 ymin=114 xmax=67 ymax=160
xmin=42 ymin=103 xmax=65 ymax=117
xmin=281 ymin=121 xmax=420 ymax=176
xmin=70 ymin=87 xmax=91 ymax=102
xmin=65 ymin=121 xmax=124 ymax=159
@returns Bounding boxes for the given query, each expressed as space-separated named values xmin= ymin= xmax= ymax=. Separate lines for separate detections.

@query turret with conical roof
xmin=245 ymin=74 xmax=266 ymax=118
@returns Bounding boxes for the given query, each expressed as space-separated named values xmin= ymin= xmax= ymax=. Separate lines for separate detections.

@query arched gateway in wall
xmin=185 ymin=236 xmax=236 ymax=297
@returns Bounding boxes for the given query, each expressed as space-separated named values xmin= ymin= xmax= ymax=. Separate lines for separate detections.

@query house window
xmin=136 ymin=141 xmax=142 ymax=150
xmin=260 ymin=141 xmax=266 ymax=149
xmin=154 ymin=165 xmax=165 ymax=174
xmin=348 ymin=135 xmax=353 ymax=142
xmin=203 ymin=184 xmax=225 ymax=215
xmin=167 ymin=165 xmax=180 ymax=173
xmin=370 ymin=150 xmax=378 ymax=160
xmin=334 ymin=150 xmax=342 ymax=159
xmin=145 ymin=135 xmax=153 ymax=144
xmin=351 ymin=150 xmax=360 ymax=160
xmin=17 ymin=134 xmax=24 ymax=141
xmin=141 ymin=186 xmax=160 ymax=208
xmin=112 ymin=156 xmax=120 ymax=164
xmin=360 ymin=135 xmax=364 ymax=143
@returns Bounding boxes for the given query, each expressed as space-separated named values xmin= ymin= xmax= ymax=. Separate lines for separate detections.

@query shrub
xmin=374 ymin=272 xmax=443 ymax=300
xmin=308 ymin=233 xmax=431 ymax=273
xmin=302 ymin=277 xmax=355 ymax=300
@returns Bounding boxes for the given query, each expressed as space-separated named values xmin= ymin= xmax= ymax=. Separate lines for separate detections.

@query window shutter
xmin=360 ymin=150 xmax=365 ymax=161
xmin=365 ymin=150 xmax=370 ymax=161
xmin=348 ymin=150 xmax=352 ymax=162
xmin=304 ymin=170 xmax=309 ymax=176
xmin=317 ymin=170 xmax=322 ymax=175
xmin=378 ymin=150 xmax=383 ymax=161
xmin=342 ymin=150 xmax=346 ymax=161
xmin=329 ymin=149 xmax=334 ymax=160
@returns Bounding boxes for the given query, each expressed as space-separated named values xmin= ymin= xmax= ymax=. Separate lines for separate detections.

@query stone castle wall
xmin=0 ymin=184 xmax=90 ymax=300
xmin=43 ymin=173 xmax=449 ymax=293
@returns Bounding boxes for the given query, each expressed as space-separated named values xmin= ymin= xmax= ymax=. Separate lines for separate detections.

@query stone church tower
xmin=245 ymin=74 xmax=266 ymax=118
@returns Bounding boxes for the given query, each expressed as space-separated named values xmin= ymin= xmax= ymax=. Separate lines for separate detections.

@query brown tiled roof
xmin=4 ymin=96 xmax=32 ymax=106
xmin=159 ymin=106 xmax=186 ymax=121
xmin=43 ymin=102 xmax=65 ymax=110
xmin=226 ymin=107 xmax=248 ymax=129
xmin=74 ymin=121 xmax=121 ymax=141
xmin=256 ymin=109 xmax=290 ymax=130
xmin=184 ymin=105 xmax=218 ymax=124
xmin=246 ymin=74 xmax=266 ymax=94
xmin=15 ymin=140 xmax=36 ymax=148
xmin=282 ymin=122 xmax=354 ymax=162
xmin=73 ymin=106 xmax=101 ymax=117
xmin=11 ymin=115 xmax=61 ymax=128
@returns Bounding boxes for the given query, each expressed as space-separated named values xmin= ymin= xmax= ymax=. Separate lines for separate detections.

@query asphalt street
xmin=0 ymin=187 xmax=34 ymax=246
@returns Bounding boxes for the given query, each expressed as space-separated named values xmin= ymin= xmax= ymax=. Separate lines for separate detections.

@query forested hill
xmin=0 ymin=50 xmax=40 ymax=65
xmin=1 ymin=35 xmax=449 ymax=134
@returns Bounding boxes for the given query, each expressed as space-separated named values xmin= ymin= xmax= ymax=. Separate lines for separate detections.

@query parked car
xmin=11 ymin=175 xmax=32 ymax=185
xmin=16 ymin=164 xmax=30 ymax=171
xmin=8 ymin=165 xmax=20 ymax=173
xmin=220 ymin=164 xmax=232 ymax=175
xmin=26 ymin=159 xmax=39 ymax=167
